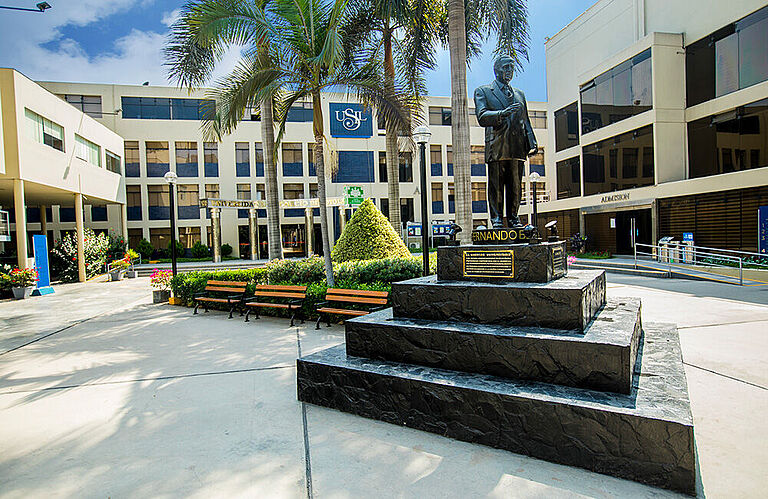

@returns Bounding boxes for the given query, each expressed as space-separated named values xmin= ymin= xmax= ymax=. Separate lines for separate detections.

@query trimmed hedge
xmin=331 ymin=199 xmax=411 ymax=262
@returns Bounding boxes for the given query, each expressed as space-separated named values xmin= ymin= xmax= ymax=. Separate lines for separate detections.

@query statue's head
xmin=494 ymin=56 xmax=515 ymax=84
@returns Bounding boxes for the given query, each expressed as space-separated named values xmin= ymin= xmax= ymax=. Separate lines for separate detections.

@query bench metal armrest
xmin=315 ymin=300 xmax=329 ymax=309
xmin=193 ymin=292 xmax=207 ymax=298
xmin=243 ymin=297 xmax=259 ymax=303
xmin=370 ymin=305 xmax=387 ymax=312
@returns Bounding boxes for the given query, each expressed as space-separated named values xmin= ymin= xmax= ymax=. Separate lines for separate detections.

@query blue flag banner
xmin=759 ymin=206 xmax=768 ymax=255
xmin=32 ymin=234 xmax=54 ymax=296
xmin=329 ymin=103 xmax=373 ymax=138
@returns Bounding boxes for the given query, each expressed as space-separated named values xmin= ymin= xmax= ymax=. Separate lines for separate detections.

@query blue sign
xmin=32 ymin=234 xmax=54 ymax=296
xmin=759 ymin=206 xmax=768 ymax=255
xmin=683 ymin=232 xmax=694 ymax=241
xmin=432 ymin=223 xmax=453 ymax=236
xmin=329 ymin=103 xmax=373 ymax=138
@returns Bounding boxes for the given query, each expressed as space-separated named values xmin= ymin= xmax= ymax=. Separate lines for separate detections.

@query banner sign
xmin=344 ymin=186 xmax=365 ymax=206
xmin=32 ymin=234 xmax=54 ymax=296
xmin=432 ymin=223 xmax=453 ymax=236
xmin=200 ymin=197 xmax=345 ymax=209
xmin=407 ymin=222 xmax=421 ymax=237
xmin=760 ymin=206 xmax=768 ymax=255
xmin=329 ymin=103 xmax=373 ymax=138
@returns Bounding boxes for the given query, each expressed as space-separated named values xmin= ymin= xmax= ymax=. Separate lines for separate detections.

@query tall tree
xmin=165 ymin=0 xmax=283 ymax=260
xmin=444 ymin=0 xmax=530 ymax=242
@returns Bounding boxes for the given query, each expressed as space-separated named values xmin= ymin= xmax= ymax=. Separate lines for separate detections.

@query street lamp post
xmin=529 ymin=171 xmax=541 ymax=242
xmin=164 ymin=171 xmax=178 ymax=287
xmin=414 ymin=125 xmax=432 ymax=276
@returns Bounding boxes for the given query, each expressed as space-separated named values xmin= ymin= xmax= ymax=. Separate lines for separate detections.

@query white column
xmin=120 ymin=203 xmax=129 ymax=242
xmin=305 ymin=207 xmax=314 ymax=257
xmin=13 ymin=179 xmax=28 ymax=269
xmin=211 ymin=207 xmax=222 ymax=263
xmin=75 ymin=193 xmax=86 ymax=282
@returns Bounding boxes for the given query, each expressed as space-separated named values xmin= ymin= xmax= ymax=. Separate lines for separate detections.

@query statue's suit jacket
xmin=474 ymin=79 xmax=538 ymax=163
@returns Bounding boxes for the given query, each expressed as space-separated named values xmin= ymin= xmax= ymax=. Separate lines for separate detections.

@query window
xmin=146 ymin=141 xmax=169 ymax=177
xmin=688 ymin=97 xmax=768 ymax=178
xmin=121 ymin=97 xmax=215 ymax=120
xmin=582 ymin=126 xmax=654 ymax=196
xmin=472 ymin=182 xmax=487 ymax=213
xmin=446 ymin=146 xmax=454 ymax=176
xmin=205 ymin=184 xmax=219 ymax=219
xmin=378 ymin=152 xmax=388 ymax=182
xmin=128 ymin=228 xmax=143 ymax=250
xmin=448 ymin=182 xmax=455 ymax=213
xmin=283 ymin=183 xmax=305 ymax=217
xmin=429 ymin=106 xmax=452 ymax=126
xmin=686 ymin=6 xmax=768 ymax=107
xmin=430 ymin=145 xmax=442 ymax=176
xmin=399 ymin=152 xmax=413 ymax=182
xmin=529 ymin=110 xmax=547 ymax=129
xmin=556 ymin=156 xmax=581 ymax=199
xmin=431 ymin=183 xmax=444 ymax=214
xmin=64 ymin=95 xmax=102 ymax=118
xmin=204 ymin=142 xmax=218 ymax=177
xmin=286 ymin=101 xmax=313 ymax=122
xmin=126 ymin=185 xmax=142 ymax=220
xmin=256 ymin=185 xmax=266 ymax=216
xmin=148 ymin=185 xmax=170 ymax=220
xmin=24 ymin=109 xmax=64 ymax=151
xmin=580 ymin=49 xmax=652 ymax=135
xmin=179 ymin=227 xmax=201 ymax=249
xmin=333 ymin=151 xmax=375 ymax=183
xmin=235 ymin=142 xmax=250 ymax=177
xmin=175 ymin=141 xmax=198 ymax=177
xmin=309 ymin=184 xmax=318 ymax=198
xmin=177 ymin=184 xmax=200 ymax=219
xmin=400 ymin=198 xmax=414 ymax=224
xmin=75 ymin=135 xmax=101 ymax=167
xmin=471 ymin=146 xmax=485 ymax=176
xmin=149 ymin=227 xmax=171 ymax=250
xmin=308 ymin=144 xmax=316 ymax=176
xmin=282 ymin=143 xmax=303 ymax=177
xmin=125 ymin=141 xmax=140 ymax=177
xmin=380 ymin=198 xmax=389 ymax=218
xmin=255 ymin=143 xmax=264 ymax=176
xmin=236 ymin=183 xmax=251 ymax=218
xmin=554 ymin=102 xmax=579 ymax=152
xmin=529 ymin=148 xmax=545 ymax=176
xmin=105 ymin=150 xmax=121 ymax=174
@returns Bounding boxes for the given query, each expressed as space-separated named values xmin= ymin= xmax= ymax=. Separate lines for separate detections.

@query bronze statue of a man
xmin=474 ymin=55 xmax=538 ymax=228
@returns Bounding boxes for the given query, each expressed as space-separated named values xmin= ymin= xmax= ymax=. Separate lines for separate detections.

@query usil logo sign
xmin=335 ymin=107 xmax=368 ymax=131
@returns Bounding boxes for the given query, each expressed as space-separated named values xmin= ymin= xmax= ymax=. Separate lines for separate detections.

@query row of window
xmin=428 ymin=106 xmax=547 ymax=129
xmin=24 ymin=108 xmax=122 ymax=173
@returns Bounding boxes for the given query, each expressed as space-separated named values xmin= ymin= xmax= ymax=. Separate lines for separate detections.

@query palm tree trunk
xmin=447 ymin=0 xmax=473 ymax=244
xmin=383 ymin=26 xmax=402 ymax=236
xmin=261 ymin=97 xmax=282 ymax=260
xmin=312 ymin=90 xmax=335 ymax=286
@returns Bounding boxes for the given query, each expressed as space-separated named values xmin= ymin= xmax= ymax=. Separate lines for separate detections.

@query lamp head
xmin=529 ymin=171 xmax=541 ymax=182
xmin=36 ymin=2 xmax=51 ymax=11
xmin=163 ymin=171 xmax=178 ymax=185
xmin=413 ymin=124 xmax=431 ymax=145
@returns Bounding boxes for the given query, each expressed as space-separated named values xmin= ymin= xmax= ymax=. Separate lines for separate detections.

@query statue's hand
xmin=501 ymin=103 xmax=522 ymax=118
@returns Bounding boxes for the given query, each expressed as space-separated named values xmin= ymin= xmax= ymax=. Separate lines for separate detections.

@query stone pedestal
xmin=438 ymin=241 xmax=566 ymax=283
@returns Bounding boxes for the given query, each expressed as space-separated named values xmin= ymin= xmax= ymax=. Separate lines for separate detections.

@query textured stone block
xmin=346 ymin=297 xmax=641 ymax=393
xmin=297 ymin=323 xmax=696 ymax=495
xmin=437 ymin=242 xmax=567 ymax=283
xmin=391 ymin=270 xmax=606 ymax=331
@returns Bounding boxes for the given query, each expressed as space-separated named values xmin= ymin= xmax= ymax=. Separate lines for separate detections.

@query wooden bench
xmin=244 ymin=284 xmax=307 ymax=326
xmin=193 ymin=280 xmax=248 ymax=319
xmin=315 ymin=288 xmax=389 ymax=329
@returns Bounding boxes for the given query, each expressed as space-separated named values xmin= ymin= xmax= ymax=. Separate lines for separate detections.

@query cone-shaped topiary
xmin=332 ymin=198 xmax=411 ymax=262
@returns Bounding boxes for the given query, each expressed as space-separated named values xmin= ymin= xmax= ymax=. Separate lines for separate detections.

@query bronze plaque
xmin=463 ymin=250 xmax=515 ymax=278
xmin=552 ymin=247 xmax=565 ymax=273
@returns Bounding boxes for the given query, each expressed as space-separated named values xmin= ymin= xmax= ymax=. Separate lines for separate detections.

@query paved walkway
xmin=0 ymin=276 xmax=766 ymax=498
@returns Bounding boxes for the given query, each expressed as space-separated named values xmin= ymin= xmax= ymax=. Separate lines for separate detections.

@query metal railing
xmin=634 ymin=242 xmax=768 ymax=286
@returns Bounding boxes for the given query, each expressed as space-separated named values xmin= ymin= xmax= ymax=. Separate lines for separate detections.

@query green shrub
xmin=51 ymin=228 xmax=109 ymax=282
xmin=168 ymin=240 xmax=185 ymax=257
xmin=136 ymin=238 xmax=153 ymax=260
xmin=106 ymin=231 xmax=127 ymax=262
xmin=264 ymin=257 xmax=326 ymax=284
xmin=221 ymin=243 xmax=233 ymax=257
xmin=191 ymin=242 xmax=210 ymax=259
xmin=331 ymin=198 xmax=411 ymax=262
xmin=335 ymin=257 xmax=421 ymax=285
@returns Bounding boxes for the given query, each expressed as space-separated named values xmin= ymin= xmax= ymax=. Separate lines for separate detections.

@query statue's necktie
xmin=502 ymin=84 xmax=514 ymax=102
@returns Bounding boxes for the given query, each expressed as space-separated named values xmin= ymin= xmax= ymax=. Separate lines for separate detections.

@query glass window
xmin=400 ymin=198 xmax=414 ymax=223
xmin=399 ymin=152 xmax=413 ymax=182
xmin=471 ymin=146 xmax=485 ymax=176
xmin=580 ymin=49 xmax=651 ymax=135
xmin=309 ymin=184 xmax=318 ymax=198
xmin=237 ymin=183 xmax=251 ymax=200
xmin=128 ymin=228 xmax=143 ymax=249
xmin=235 ymin=142 xmax=250 ymax=177
xmin=75 ymin=135 xmax=101 ymax=167
xmin=121 ymin=97 xmax=214 ymax=120
xmin=65 ymin=95 xmax=102 ymax=118
xmin=24 ymin=109 xmax=64 ymax=151
xmin=179 ymin=226 xmax=201 ymax=249
xmin=255 ymin=143 xmax=265 ymax=176
xmin=428 ymin=106 xmax=452 ymax=126
xmin=556 ymin=156 xmax=581 ymax=199
xmin=149 ymin=227 xmax=171 ymax=249
xmin=446 ymin=145 xmax=454 ymax=176
xmin=688 ymin=98 xmax=768 ymax=178
xmin=282 ymin=143 xmax=303 ymax=177
xmin=146 ymin=141 xmax=169 ymax=177
xmin=148 ymin=185 xmax=170 ymax=220
xmin=378 ymin=151 xmax=388 ymax=183
xmin=307 ymin=144 xmax=316 ymax=176
xmin=738 ymin=9 xmax=768 ymax=90
xmin=205 ymin=184 xmax=219 ymax=199
xmin=175 ymin=141 xmax=198 ymax=177
xmin=582 ymin=125 xmax=654 ymax=196
xmin=471 ymin=181 xmax=487 ymax=213
xmin=177 ymin=184 xmax=200 ymax=219
xmin=283 ymin=183 xmax=304 ymax=199
xmin=126 ymin=185 xmax=142 ymax=221
xmin=105 ymin=150 xmax=121 ymax=174
xmin=430 ymin=145 xmax=442 ymax=176
xmin=286 ymin=101 xmax=313 ymax=122
xmin=125 ymin=141 xmax=140 ymax=177
xmin=528 ymin=110 xmax=547 ymax=129
xmin=529 ymin=148 xmax=545 ymax=176
xmin=203 ymin=142 xmax=218 ymax=177
xmin=447 ymin=182 xmax=455 ymax=213
xmin=554 ymin=102 xmax=579 ymax=152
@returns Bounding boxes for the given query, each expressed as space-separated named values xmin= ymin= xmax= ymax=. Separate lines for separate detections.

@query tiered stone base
xmin=297 ymin=323 xmax=695 ymax=494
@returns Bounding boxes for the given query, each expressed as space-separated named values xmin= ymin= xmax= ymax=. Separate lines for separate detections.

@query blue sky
xmin=0 ymin=0 xmax=595 ymax=102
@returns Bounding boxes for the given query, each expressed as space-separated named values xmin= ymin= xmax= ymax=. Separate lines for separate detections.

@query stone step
xmin=391 ymin=270 xmax=606 ymax=331
xmin=297 ymin=323 xmax=695 ymax=495
xmin=345 ymin=297 xmax=641 ymax=394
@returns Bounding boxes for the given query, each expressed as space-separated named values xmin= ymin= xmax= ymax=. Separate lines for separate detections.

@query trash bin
xmin=658 ymin=237 xmax=674 ymax=262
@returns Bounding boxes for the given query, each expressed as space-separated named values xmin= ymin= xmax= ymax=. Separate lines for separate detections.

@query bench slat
xmin=326 ymin=288 xmax=389 ymax=298
xmin=326 ymin=295 xmax=388 ymax=305
xmin=196 ymin=297 xmax=232 ymax=303
xmin=316 ymin=307 xmax=369 ymax=316
xmin=254 ymin=291 xmax=305 ymax=299
xmin=246 ymin=302 xmax=297 ymax=309
xmin=205 ymin=286 xmax=246 ymax=293
xmin=207 ymin=280 xmax=248 ymax=286
xmin=256 ymin=284 xmax=307 ymax=292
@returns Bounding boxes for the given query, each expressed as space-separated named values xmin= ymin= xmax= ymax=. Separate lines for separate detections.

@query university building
xmin=540 ymin=0 xmax=768 ymax=254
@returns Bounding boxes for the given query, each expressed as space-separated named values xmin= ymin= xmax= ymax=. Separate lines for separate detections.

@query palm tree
xmin=344 ymin=0 xmax=441 ymax=234
xmin=445 ymin=0 xmax=530 ymax=242
xmin=165 ymin=0 xmax=283 ymax=260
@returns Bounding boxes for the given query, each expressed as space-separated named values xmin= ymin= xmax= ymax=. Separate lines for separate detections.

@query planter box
xmin=168 ymin=297 xmax=184 ymax=306
xmin=125 ymin=270 xmax=138 ymax=278
xmin=12 ymin=286 xmax=35 ymax=300
xmin=109 ymin=270 xmax=126 ymax=281
xmin=153 ymin=290 xmax=170 ymax=304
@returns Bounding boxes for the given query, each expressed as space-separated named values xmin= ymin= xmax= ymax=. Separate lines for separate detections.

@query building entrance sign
xmin=760 ymin=206 xmax=768 ymax=255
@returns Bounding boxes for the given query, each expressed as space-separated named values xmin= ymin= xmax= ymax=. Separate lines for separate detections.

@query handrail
xmin=634 ymin=242 xmax=754 ymax=285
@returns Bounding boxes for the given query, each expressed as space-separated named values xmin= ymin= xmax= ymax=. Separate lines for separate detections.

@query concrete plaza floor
xmin=0 ymin=275 xmax=766 ymax=498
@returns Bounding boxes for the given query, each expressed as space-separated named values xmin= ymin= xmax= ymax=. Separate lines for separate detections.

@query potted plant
xmin=150 ymin=269 xmax=172 ymax=303
xmin=9 ymin=267 xmax=38 ymax=299
xmin=125 ymin=249 xmax=140 ymax=278
xmin=108 ymin=258 xmax=130 ymax=281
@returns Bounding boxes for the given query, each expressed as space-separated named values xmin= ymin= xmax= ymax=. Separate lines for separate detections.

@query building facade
xmin=34 ymin=80 xmax=548 ymax=258
xmin=540 ymin=0 xmax=768 ymax=254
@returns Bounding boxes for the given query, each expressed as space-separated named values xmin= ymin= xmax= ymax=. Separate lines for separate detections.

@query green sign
xmin=344 ymin=185 xmax=364 ymax=206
